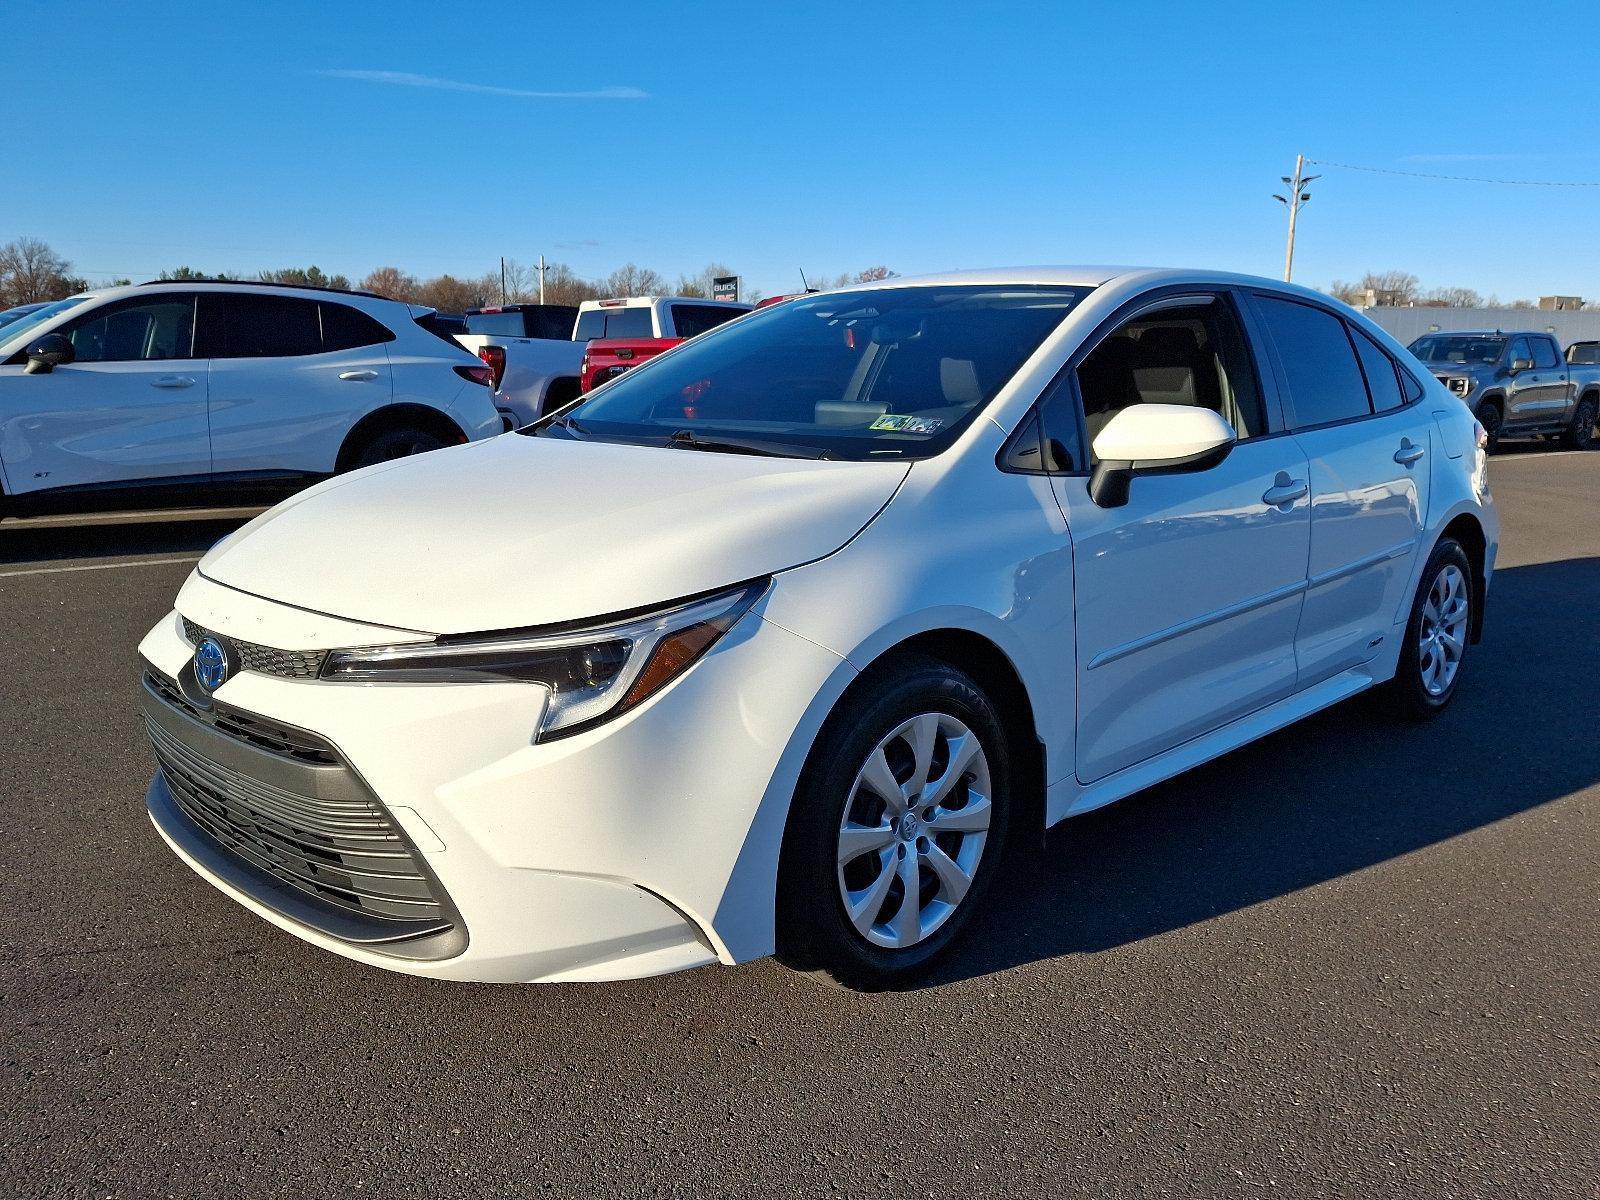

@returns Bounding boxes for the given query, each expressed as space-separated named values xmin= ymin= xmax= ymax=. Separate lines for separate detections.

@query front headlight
xmin=320 ymin=580 xmax=768 ymax=740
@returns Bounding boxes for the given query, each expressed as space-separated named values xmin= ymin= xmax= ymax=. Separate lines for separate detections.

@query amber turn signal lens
xmin=622 ymin=621 xmax=723 ymax=708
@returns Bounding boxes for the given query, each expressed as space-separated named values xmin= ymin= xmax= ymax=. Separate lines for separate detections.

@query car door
xmin=1502 ymin=335 xmax=1545 ymax=430
xmin=1246 ymin=293 xmax=1432 ymax=689
xmin=1527 ymin=334 xmax=1572 ymax=424
xmin=0 ymin=292 xmax=209 ymax=496
xmin=202 ymin=292 xmax=393 ymax=477
xmin=1045 ymin=290 xmax=1311 ymax=784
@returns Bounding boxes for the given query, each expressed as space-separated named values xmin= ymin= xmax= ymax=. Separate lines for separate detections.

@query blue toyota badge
xmin=194 ymin=637 xmax=229 ymax=692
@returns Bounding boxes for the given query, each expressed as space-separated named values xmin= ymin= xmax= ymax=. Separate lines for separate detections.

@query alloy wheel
xmin=1418 ymin=563 xmax=1469 ymax=697
xmin=835 ymin=712 xmax=992 ymax=950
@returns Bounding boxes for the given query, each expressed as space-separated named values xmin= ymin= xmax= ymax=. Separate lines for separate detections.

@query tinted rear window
xmin=1254 ymin=295 xmax=1371 ymax=428
xmin=207 ymin=294 xmax=322 ymax=357
xmin=1351 ymin=327 xmax=1404 ymax=413
xmin=671 ymin=304 xmax=745 ymax=339
xmin=575 ymin=307 xmax=653 ymax=341
xmin=465 ymin=311 xmax=526 ymax=336
xmin=321 ymin=301 xmax=394 ymax=351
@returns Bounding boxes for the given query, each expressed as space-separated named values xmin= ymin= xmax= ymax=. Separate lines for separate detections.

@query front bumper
xmin=139 ymin=573 xmax=852 ymax=982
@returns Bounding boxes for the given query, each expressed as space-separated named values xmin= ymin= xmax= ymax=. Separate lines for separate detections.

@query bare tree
xmin=0 ymin=237 xmax=77 ymax=305
xmin=854 ymin=265 xmax=894 ymax=283
xmin=673 ymin=262 xmax=737 ymax=299
xmin=361 ymin=266 xmax=421 ymax=302
xmin=1419 ymin=286 xmax=1484 ymax=309
xmin=539 ymin=263 xmax=602 ymax=306
xmin=602 ymin=263 xmax=669 ymax=297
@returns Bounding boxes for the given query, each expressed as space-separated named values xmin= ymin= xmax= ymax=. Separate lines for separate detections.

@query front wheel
xmin=1563 ymin=396 xmax=1597 ymax=450
xmin=1379 ymin=539 xmax=1473 ymax=720
xmin=775 ymin=655 xmax=1013 ymax=989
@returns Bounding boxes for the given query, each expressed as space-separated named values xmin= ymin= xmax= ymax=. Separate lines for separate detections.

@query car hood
xmin=199 ymin=433 xmax=909 ymax=635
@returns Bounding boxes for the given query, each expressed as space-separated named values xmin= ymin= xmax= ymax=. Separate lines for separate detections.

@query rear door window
xmin=1531 ymin=336 xmax=1560 ymax=370
xmin=210 ymin=294 xmax=323 ymax=358
xmin=1252 ymin=295 xmax=1372 ymax=428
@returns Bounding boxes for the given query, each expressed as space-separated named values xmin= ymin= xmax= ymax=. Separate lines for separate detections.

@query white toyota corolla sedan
xmin=139 ymin=267 xmax=1498 ymax=988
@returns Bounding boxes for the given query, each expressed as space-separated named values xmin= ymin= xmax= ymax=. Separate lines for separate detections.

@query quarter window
xmin=1351 ymin=326 xmax=1405 ymax=412
xmin=62 ymin=296 xmax=195 ymax=362
xmin=320 ymin=301 xmax=395 ymax=352
xmin=1253 ymin=295 xmax=1371 ymax=428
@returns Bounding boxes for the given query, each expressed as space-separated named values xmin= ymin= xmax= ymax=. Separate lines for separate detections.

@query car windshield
xmin=537 ymin=285 xmax=1089 ymax=460
xmin=0 ymin=297 xmax=91 ymax=356
xmin=1408 ymin=334 xmax=1505 ymax=365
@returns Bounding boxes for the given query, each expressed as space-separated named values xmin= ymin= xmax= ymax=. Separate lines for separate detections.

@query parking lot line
xmin=0 ymin=555 xmax=202 ymax=579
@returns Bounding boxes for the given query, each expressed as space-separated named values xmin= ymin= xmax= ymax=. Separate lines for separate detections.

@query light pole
xmin=1273 ymin=154 xmax=1319 ymax=282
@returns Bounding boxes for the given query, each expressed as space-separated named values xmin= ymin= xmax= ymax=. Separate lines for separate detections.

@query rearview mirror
xmin=1088 ymin=404 xmax=1237 ymax=508
xmin=1509 ymin=357 xmax=1533 ymax=374
xmin=23 ymin=332 xmax=74 ymax=375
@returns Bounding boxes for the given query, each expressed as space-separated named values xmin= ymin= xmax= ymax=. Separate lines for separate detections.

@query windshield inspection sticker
xmin=869 ymin=414 xmax=944 ymax=435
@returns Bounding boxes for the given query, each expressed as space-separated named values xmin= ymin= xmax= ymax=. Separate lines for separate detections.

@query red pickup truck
xmin=577 ymin=296 xmax=751 ymax=392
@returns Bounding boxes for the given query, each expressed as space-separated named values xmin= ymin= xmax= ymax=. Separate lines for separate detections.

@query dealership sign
xmin=712 ymin=276 xmax=739 ymax=302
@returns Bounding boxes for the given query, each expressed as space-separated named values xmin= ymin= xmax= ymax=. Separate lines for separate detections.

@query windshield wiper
xmin=665 ymin=429 xmax=829 ymax=459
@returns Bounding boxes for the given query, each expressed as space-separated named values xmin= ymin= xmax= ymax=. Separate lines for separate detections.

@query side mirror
xmin=1088 ymin=404 xmax=1237 ymax=508
xmin=23 ymin=333 xmax=74 ymax=375
xmin=1509 ymin=357 xmax=1533 ymax=374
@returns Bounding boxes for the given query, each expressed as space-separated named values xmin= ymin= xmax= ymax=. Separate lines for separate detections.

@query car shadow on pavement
xmin=0 ymin=514 xmax=252 ymax=565
xmin=922 ymin=556 xmax=1600 ymax=988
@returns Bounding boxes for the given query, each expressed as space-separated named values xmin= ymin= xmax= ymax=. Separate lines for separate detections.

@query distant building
xmin=1538 ymin=295 xmax=1585 ymax=311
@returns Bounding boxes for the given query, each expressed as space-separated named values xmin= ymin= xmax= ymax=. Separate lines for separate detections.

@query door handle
xmin=1394 ymin=440 xmax=1426 ymax=466
xmin=151 ymin=375 xmax=196 ymax=388
xmin=338 ymin=369 xmax=379 ymax=382
xmin=1261 ymin=472 xmax=1308 ymax=508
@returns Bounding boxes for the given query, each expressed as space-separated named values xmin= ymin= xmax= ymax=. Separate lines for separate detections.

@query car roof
xmin=60 ymin=280 xmax=400 ymax=308
xmin=831 ymin=265 xmax=1339 ymax=298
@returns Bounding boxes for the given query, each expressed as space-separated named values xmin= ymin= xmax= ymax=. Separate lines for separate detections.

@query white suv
xmin=0 ymin=280 xmax=503 ymax=515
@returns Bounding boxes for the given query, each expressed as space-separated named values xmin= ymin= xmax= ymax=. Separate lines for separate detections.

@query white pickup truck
xmin=457 ymin=297 xmax=752 ymax=426
xmin=454 ymin=304 xmax=584 ymax=428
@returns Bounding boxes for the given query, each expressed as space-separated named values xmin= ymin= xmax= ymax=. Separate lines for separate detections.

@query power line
xmin=1310 ymin=159 xmax=1600 ymax=188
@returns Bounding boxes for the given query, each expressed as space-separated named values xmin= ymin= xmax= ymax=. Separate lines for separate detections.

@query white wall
xmin=1361 ymin=306 xmax=1600 ymax=348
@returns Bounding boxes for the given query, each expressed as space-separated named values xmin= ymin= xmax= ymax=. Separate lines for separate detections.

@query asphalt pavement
xmin=1 ymin=456 xmax=1594 ymax=1198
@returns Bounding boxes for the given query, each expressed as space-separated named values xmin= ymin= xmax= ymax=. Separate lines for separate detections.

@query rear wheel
xmin=775 ymin=655 xmax=1013 ymax=989
xmin=350 ymin=426 xmax=447 ymax=469
xmin=1379 ymin=538 xmax=1473 ymax=720
xmin=1475 ymin=401 xmax=1503 ymax=454
xmin=1563 ymin=396 xmax=1597 ymax=450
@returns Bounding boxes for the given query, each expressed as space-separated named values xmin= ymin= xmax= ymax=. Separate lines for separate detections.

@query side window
xmin=1531 ymin=336 xmax=1560 ymax=370
xmin=1253 ymin=295 xmax=1371 ymax=428
xmin=1509 ymin=336 xmax=1532 ymax=367
xmin=61 ymin=296 xmax=195 ymax=363
xmin=672 ymin=304 xmax=743 ymax=339
xmin=1073 ymin=297 xmax=1265 ymax=463
xmin=213 ymin=294 xmax=323 ymax=358
xmin=1351 ymin=326 xmax=1405 ymax=412
xmin=321 ymin=301 xmax=395 ymax=352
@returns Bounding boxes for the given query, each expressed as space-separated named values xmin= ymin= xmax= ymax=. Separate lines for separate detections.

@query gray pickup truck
xmin=1407 ymin=329 xmax=1599 ymax=452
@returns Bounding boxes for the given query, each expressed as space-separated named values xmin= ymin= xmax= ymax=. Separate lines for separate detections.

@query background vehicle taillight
xmin=455 ymin=364 xmax=494 ymax=386
xmin=477 ymin=346 xmax=506 ymax=390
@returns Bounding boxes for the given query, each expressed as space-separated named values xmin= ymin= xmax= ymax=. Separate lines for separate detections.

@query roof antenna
xmin=798 ymin=267 xmax=810 ymax=292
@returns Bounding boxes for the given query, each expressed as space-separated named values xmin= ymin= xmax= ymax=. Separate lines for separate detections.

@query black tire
xmin=1378 ymin=538 xmax=1473 ymax=721
xmin=775 ymin=654 xmax=1014 ymax=990
xmin=1475 ymin=401 xmax=1503 ymax=454
xmin=349 ymin=426 xmax=447 ymax=469
xmin=1563 ymin=396 xmax=1597 ymax=451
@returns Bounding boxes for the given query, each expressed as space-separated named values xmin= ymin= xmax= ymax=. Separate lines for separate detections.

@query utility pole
xmin=500 ymin=256 xmax=507 ymax=305
xmin=538 ymin=254 xmax=547 ymax=304
xmin=1273 ymin=154 xmax=1319 ymax=282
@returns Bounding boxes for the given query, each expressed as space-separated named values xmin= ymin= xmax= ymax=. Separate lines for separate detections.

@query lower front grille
xmin=141 ymin=668 xmax=462 ymax=956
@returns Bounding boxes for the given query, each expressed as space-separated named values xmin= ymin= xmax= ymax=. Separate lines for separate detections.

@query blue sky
xmin=11 ymin=0 xmax=1600 ymax=300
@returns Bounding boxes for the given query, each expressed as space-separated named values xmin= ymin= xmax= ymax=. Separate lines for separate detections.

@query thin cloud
xmin=317 ymin=69 xmax=646 ymax=100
